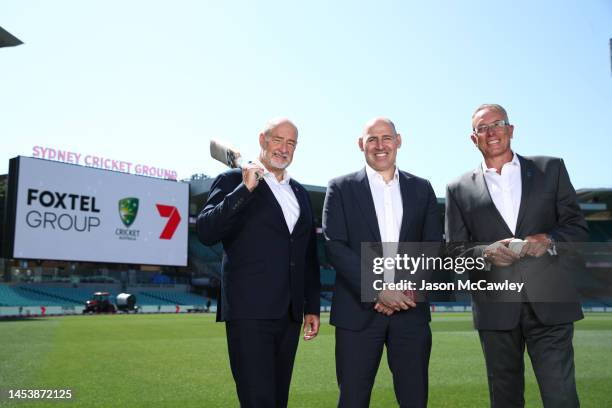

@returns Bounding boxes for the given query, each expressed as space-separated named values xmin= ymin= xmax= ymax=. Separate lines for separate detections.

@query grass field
xmin=1 ymin=313 xmax=611 ymax=407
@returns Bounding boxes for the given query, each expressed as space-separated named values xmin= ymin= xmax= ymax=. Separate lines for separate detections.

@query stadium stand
xmin=15 ymin=285 xmax=82 ymax=305
xmin=320 ymin=268 xmax=336 ymax=286
xmin=1 ymin=180 xmax=611 ymax=314
xmin=587 ymin=220 xmax=612 ymax=242
xmin=0 ymin=284 xmax=43 ymax=306
xmin=0 ymin=283 xmax=212 ymax=309
xmin=137 ymin=290 xmax=207 ymax=305
xmin=321 ymin=292 xmax=333 ymax=307
xmin=188 ymin=231 xmax=222 ymax=278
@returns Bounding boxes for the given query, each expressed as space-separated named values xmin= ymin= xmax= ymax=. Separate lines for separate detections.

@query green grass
xmin=0 ymin=313 xmax=611 ymax=407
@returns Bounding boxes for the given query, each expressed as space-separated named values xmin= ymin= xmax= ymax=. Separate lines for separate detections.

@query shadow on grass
xmin=0 ymin=316 xmax=50 ymax=322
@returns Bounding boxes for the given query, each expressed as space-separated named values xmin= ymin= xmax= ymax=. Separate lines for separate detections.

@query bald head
xmin=362 ymin=117 xmax=398 ymax=138
xmin=358 ymin=117 xmax=401 ymax=181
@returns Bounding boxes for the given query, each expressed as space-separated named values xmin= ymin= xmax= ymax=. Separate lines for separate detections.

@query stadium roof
xmin=189 ymin=177 xmax=611 ymax=222
xmin=0 ymin=26 xmax=23 ymax=48
xmin=576 ymin=188 xmax=612 ymax=205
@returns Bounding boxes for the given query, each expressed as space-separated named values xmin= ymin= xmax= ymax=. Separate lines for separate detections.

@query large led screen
xmin=8 ymin=157 xmax=188 ymax=266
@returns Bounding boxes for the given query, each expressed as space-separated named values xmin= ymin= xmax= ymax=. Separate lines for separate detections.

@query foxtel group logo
xmin=116 ymin=197 xmax=140 ymax=241
xmin=156 ymin=204 xmax=181 ymax=240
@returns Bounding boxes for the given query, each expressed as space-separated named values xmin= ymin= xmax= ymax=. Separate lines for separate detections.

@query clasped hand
xmin=374 ymin=289 xmax=416 ymax=316
xmin=483 ymin=234 xmax=552 ymax=267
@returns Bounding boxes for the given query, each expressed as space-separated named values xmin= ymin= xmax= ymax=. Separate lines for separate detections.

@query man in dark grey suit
xmin=445 ymin=104 xmax=588 ymax=407
xmin=323 ymin=117 xmax=442 ymax=408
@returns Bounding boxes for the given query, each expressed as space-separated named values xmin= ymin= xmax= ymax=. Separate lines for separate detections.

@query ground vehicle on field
xmin=116 ymin=293 xmax=139 ymax=313
xmin=83 ymin=292 xmax=116 ymax=314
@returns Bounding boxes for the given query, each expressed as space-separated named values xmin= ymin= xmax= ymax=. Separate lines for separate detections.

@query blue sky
xmin=1 ymin=0 xmax=611 ymax=196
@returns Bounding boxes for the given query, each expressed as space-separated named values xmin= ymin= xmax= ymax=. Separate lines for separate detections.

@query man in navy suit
xmin=323 ymin=117 xmax=442 ymax=408
xmin=197 ymin=118 xmax=320 ymax=408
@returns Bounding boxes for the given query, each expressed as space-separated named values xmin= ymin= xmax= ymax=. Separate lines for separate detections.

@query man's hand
xmin=523 ymin=234 xmax=552 ymax=258
xmin=374 ymin=302 xmax=394 ymax=316
xmin=377 ymin=290 xmax=416 ymax=312
xmin=303 ymin=314 xmax=320 ymax=341
xmin=242 ymin=162 xmax=264 ymax=192
xmin=483 ymin=238 xmax=522 ymax=267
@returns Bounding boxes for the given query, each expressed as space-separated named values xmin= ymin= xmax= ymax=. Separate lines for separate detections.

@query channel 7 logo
xmin=156 ymin=204 xmax=181 ymax=240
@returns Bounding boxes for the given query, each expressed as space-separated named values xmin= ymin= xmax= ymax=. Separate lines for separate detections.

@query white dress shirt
xmin=482 ymin=153 xmax=522 ymax=235
xmin=365 ymin=164 xmax=403 ymax=282
xmin=255 ymin=160 xmax=300 ymax=233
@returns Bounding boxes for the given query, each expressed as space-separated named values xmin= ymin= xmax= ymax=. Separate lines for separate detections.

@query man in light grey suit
xmin=445 ymin=104 xmax=588 ymax=407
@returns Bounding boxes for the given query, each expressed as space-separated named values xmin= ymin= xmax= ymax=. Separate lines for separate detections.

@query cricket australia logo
xmin=116 ymin=197 xmax=140 ymax=240
xmin=119 ymin=198 xmax=139 ymax=227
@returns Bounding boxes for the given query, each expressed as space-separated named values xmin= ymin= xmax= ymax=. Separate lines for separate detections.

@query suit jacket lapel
xmin=514 ymin=154 xmax=532 ymax=236
xmin=398 ymin=171 xmax=415 ymax=242
xmin=473 ymin=165 xmax=514 ymax=237
xmin=354 ymin=168 xmax=382 ymax=242
xmin=257 ymin=179 xmax=291 ymax=235
xmin=289 ymin=179 xmax=307 ymax=236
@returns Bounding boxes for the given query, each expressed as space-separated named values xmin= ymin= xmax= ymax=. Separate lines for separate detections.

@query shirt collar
xmin=254 ymin=159 xmax=291 ymax=185
xmin=365 ymin=163 xmax=399 ymax=185
xmin=482 ymin=152 xmax=520 ymax=173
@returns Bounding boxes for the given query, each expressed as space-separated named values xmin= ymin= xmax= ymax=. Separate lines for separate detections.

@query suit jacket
xmin=197 ymin=169 xmax=320 ymax=322
xmin=445 ymin=155 xmax=589 ymax=330
xmin=323 ymin=168 xmax=442 ymax=331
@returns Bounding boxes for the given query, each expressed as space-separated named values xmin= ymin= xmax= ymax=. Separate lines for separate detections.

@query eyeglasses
xmin=473 ymin=120 xmax=509 ymax=135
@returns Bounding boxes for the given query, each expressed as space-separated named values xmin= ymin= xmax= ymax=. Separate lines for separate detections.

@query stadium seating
xmin=320 ymin=291 xmax=333 ymax=306
xmin=17 ymin=285 xmax=87 ymax=305
xmin=588 ymin=220 xmax=612 ymax=242
xmin=189 ymin=232 xmax=223 ymax=278
xmin=137 ymin=290 xmax=207 ymax=305
xmin=320 ymin=268 xmax=336 ymax=286
xmin=0 ymin=284 xmax=43 ymax=306
xmin=0 ymin=284 xmax=211 ymax=308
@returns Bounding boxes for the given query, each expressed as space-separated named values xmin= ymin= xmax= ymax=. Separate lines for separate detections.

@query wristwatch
xmin=546 ymin=233 xmax=558 ymax=255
